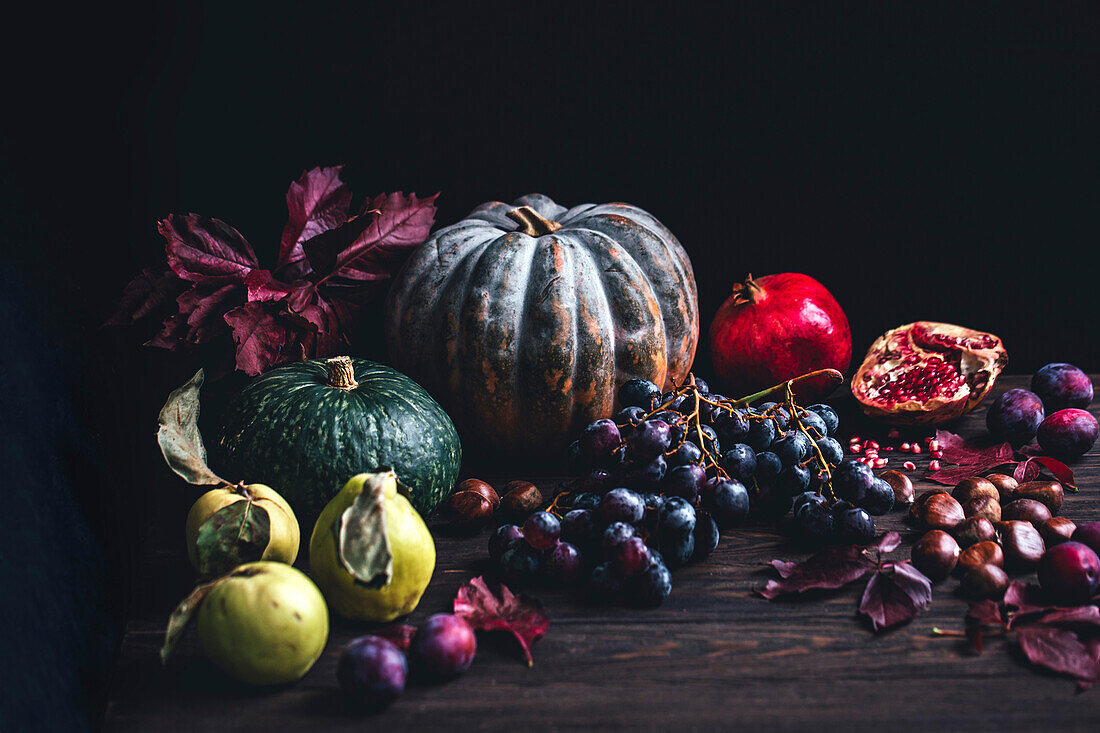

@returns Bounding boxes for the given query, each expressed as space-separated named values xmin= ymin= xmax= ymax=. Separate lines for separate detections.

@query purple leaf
xmin=768 ymin=559 xmax=798 ymax=579
xmin=872 ymin=531 xmax=903 ymax=554
xmin=759 ymin=544 xmax=877 ymax=599
xmin=1032 ymin=456 xmax=1077 ymax=491
xmin=965 ymin=599 xmax=1006 ymax=653
xmin=934 ymin=430 xmax=1014 ymax=466
xmin=105 ymin=267 xmax=187 ymax=326
xmin=277 ymin=166 xmax=352 ymax=280
xmin=223 ymin=302 xmax=292 ymax=376
xmin=244 ymin=269 xmax=295 ymax=303
xmin=858 ymin=562 xmax=933 ymax=632
xmin=373 ymin=624 xmax=418 ymax=652
xmin=1013 ymin=458 xmax=1042 ymax=483
xmin=1035 ymin=606 xmax=1100 ymax=628
xmin=160 ymin=214 xmax=260 ymax=282
xmin=1016 ymin=626 xmax=1100 ymax=684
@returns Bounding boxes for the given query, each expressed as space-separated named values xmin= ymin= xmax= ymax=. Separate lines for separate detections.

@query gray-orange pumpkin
xmin=384 ymin=193 xmax=698 ymax=457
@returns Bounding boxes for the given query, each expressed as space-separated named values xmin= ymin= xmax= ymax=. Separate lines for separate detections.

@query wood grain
xmin=103 ymin=376 xmax=1100 ymax=731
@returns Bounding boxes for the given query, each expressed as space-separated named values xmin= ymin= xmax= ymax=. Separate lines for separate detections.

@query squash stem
xmin=506 ymin=205 xmax=562 ymax=236
xmin=325 ymin=356 xmax=359 ymax=390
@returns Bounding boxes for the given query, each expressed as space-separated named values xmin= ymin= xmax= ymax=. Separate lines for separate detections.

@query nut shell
xmin=962 ymin=494 xmax=1002 ymax=524
xmin=448 ymin=491 xmax=494 ymax=530
xmin=1000 ymin=520 xmax=1045 ymax=569
xmin=501 ymin=481 xmax=544 ymax=519
xmin=1014 ymin=480 xmax=1064 ymax=514
xmin=985 ymin=473 xmax=1019 ymax=503
xmin=913 ymin=492 xmax=964 ymax=531
xmin=953 ymin=516 xmax=997 ymax=548
xmin=912 ymin=530 xmax=960 ymax=582
xmin=952 ymin=477 xmax=1000 ymax=505
xmin=880 ymin=470 xmax=915 ymax=505
xmin=960 ymin=563 xmax=1010 ymax=599
xmin=457 ymin=478 xmax=500 ymax=510
xmin=1041 ymin=517 xmax=1077 ymax=547
xmin=1002 ymin=498 xmax=1053 ymax=528
xmin=958 ymin=541 xmax=1004 ymax=572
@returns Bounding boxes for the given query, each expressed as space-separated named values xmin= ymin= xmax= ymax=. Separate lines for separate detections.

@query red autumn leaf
xmin=106 ymin=267 xmax=187 ymax=327
xmin=1033 ymin=456 xmax=1077 ymax=491
xmin=277 ymin=166 xmax=352 ymax=281
xmin=244 ymin=269 xmax=295 ymax=303
xmin=965 ymin=599 xmax=1006 ymax=653
xmin=373 ymin=624 xmax=418 ymax=652
xmin=1035 ymin=606 xmax=1100 ymax=628
xmin=1013 ymin=458 xmax=1042 ymax=483
xmin=1016 ymin=626 xmax=1100 ymax=684
xmin=160 ymin=214 xmax=260 ymax=282
xmin=304 ymin=192 xmax=438 ymax=287
xmin=760 ymin=545 xmax=876 ymax=599
xmin=222 ymin=302 xmax=293 ymax=376
xmin=926 ymin=430 xmax=1015 ymax=485
xmin=453 ymin=576 xmax=549 ymax=667
xmin=858 ymin=562 xmax=933 ymax=632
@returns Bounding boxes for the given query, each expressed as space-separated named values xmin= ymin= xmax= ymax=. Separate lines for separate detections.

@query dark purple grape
xmin=772 ymin=430 xmax=811 ymax=466
xmin=1032 ymin=363 xmax=1094 ymax=412
xmin=630 ymin=560 xmax=672 ymax=606
xmin=580 ymin=418 xmax=622 ymax=461
xmin=546 ymin=542 xmax=585 ymax=584
xmin=614 ymin=536 xmax=652 ymax=577
xmin=627 ymin=419 xmax=672 ymax=458
xmin=776 ymin=464 xmax=811 ymax=496
xmin=714 ymin=409 xmax=751 ymax=445
xmin=523 ymin=511 xmax=561 ymax=550
xmin=561 ymin=509 xmax=599 ymax=545
xmin=570 ymin=491 xmax=601 ymax=510
xmin=860 ymin=477 xmax=895 ymax=516
xmin=687 ymin=424 xmax=720 ymax=454
xmin=751 ymin=483 xmax=793 ymax=520
xmin=794 ymin=409 xmax=828 ymax=438
xmin=831 ymin=459 xmax=875 ymax=504
xmin=808 ymin=466 xmax=829 ymax=491
xmin=703 ymin=478 xmax=750 ymax=529
xmin=659 ymin=531 xmax=696 ymax=568
xmin=618 ymin=378 xmax=662 ymax=410
xmin=666 ymin=439 xmax=702 ymax=467
xmin=337 ymin=635 xmax=408 ymax=710
xmin=759 ymin=402 xmax=789 ymax=431
xmin=793 ymin=491 xmax=828 ymax=515
xmin=1037 ymin=408 xmax=1099 ymax=459
xmin=565 ymin=440 xmax=586 ymax=474
xmin=649 ymin=411 xmax=686 ymax=443
xmin=720 ymin=443 xmax=757 ymax=482
xmin=793 ymin=501 xmax=835 ymax=543
xmin=754 ymin=451 xmax=782 ymax=484
xmin=601 ymin=521 xmax=637 ymax=553
xmin=410 ymin=614 xmax=477 ymax=680
xmin=499 ymin=545 xmax=541 ymax=583
xmin=575 ymin=468 xmax=615 ymax=494
xmin=488 ymin=524 xmax=524 ymax=561
xmin=657 ymin=496 xmax=696 ymax=537
xmin=663 ymin=464 xmax=706 ymax=501
xmin=588 ymin=562 xmax=624 ymax=599
xmin=599 ymin=488 xmax=646 ymax=525
xmin=806 ymin=404 xmax=840 ymax=435
xmin=621 ymin=455 xmax=667 ymax=488
xmin=986 ymin=388 xmax=1045 ymax=447
xmin=642 ymin=492 xmax=666 ymax=511
xmin=615 ymin=406 xmax=648 ymax=428
xmin=834 ymin=503 xmax=875 ymax=544
xmin=815 ymin=437 xmax=844 ymax=465
xmin=747 ymin=418 xmax=777 ymax=452
xmin=692 ymin=509 xmax=720 ymax=560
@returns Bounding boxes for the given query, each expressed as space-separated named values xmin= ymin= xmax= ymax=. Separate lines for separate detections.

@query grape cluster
xmin=488 ymin=372 xmax=895 ymax=605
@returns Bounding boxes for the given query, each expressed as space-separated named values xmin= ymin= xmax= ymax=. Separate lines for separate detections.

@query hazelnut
xmin=1001 ymin=498 xmax=1053 ymax=528
xmin=912 ymin=492 xmax=964 ymax=531
xmin=952 ymin=477 xmax=1000 ymax=505
xmin=447 ymin=490 xmax=494 ymax=531
xmin=1040 ymin=517 xmax=1077 ymax=547
xmin=960 ymin=563 xmax=1010 ymax=599
xmin=457 ymin=478 xmax=500 ymax=510
xmin=985 ymin=473 xmax=1019 ymax=503
xmin=501 ymin=481 xmax=543 ymax=519
xmin=1013 ymin=480 xmax=1064 ymax=514
xmin=953 ymin=516 xmax=997 ymax=548
xmin=958 ymin=540 xmax=1005 ymax=573
xmin=879 ymin=470 xmax=915 ymax=505
xmin=1000 ymin=520 xmax=1045 ymax=569
xmin=962 ymin=494 xmax=1002 ymax=524
xmin=912 ymin=530 xmax=960 ymax=581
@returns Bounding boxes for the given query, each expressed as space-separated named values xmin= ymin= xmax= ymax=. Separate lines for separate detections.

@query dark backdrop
xmin=3 ymin=3 xmax=1098 ymax=728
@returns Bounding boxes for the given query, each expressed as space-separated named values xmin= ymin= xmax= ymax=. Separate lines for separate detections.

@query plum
xmin=337 ymin=636 xmax=408 ymax=710
xmin=410 ymin=614 xmax=477 ymax=679
xmin=1036 ymin=408 xmax=1099 ymax=459
xmin=1072 ymin=521 xmax=1100 ymax=556
xmin=1032 ymin=363 xmax=1093 ymax=412
xmin=1037 ymin=542 xmax=1100 ymax=605
xmin=986 ymin=388 xmax=1044 ymax=447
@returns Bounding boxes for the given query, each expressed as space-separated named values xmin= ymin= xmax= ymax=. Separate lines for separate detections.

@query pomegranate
xmin=851 ymin=322 xmax=1008 ymax=425
xmin=708 ymin=273 xmax=851 ymax=402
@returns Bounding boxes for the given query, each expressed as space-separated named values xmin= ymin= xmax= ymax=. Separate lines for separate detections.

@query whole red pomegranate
xmin=851 ymin=322 xmax=1008 ymax=425
xmin=709 ymin=274 xmax=851 ymax=402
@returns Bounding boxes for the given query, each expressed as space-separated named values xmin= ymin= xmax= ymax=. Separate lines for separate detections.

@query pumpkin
xmin=384 ymin=193 xmax=699 ymax=457
xmin=215 ymin=356 xmax=461 ymax=518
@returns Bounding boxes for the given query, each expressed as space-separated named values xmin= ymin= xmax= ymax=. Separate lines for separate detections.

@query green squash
xmin=216 ymin=356 xmax=461 ymax=518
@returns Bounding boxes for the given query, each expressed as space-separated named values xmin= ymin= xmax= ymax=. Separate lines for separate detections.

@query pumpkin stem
xmin=325 ymin=356 xmax=359 ymax=391
xmin=506 ymin=205 xmax=562 ymax=237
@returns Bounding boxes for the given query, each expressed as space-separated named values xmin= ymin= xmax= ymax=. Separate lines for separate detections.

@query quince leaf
xmin=195 ymin=499 xmax=271 ymax=579
xmin=156 ymin=370 xmax=226 ymax=486
xmin=336 ymin=475 xmax=393 ymax=589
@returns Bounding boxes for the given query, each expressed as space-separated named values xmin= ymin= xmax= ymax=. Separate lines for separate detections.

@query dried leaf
xmin=759 ymin=544 xmax=877 ymax=599
xmin=373 ymin=624 xmax=418 ymax=652
xmin=966 ymin=599 xmax=1006 ymax=653
xmin=874 ymin=531 xmax=903 ymax=554
xmin=160 ymin=579 xmax=220 ymax=664
xmin=1033 ymin=456 xmax=1077 ymax=491
xmin=1016 ymin=626 xmax=1100 ymax=684
xmin=105 ymin=267 xmax=187 ymax=327
xmin=156 ymin=370 xmax=226 ymax=486
xmin=926 ymin=430 xmax=1015 ymax=484
xmin=1035 ymin=606 xmax=1100 ymax=628
xmin=195 ymin=500 xmax=271 ymax=579
xmin=222 ymin=302 xmax=293 ymax=376
xmin=278 ymin=166 xmax=352 ymax=281
xmin=858 ymin=562 xmax=933 ymax=632
xmin=1013 ymin=458 xmax=1042 ymax=483
xmin=337 ymin=474 xmax=392 ymax=589
xmin=454 ymin=576 xmax=550 ymax=666
xmin=161 ymin=214 xmax=260 ymax=282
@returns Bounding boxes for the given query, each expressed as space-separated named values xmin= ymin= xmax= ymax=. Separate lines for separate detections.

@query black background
xmin=2 ymin=3 xmax=1098 ymax=728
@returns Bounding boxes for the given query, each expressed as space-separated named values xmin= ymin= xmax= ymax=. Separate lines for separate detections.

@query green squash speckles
xmin=215 ymin=357 xmax=461 ymax=519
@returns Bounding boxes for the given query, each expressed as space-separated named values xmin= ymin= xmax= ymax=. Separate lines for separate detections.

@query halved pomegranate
xmin=851 ymin=321 xmax=1008 ymax=425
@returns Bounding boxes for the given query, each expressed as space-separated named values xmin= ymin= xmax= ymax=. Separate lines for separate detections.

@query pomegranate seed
xmin=928 ymin=439 xmax=940 ymax=452
xmin=866 ymin=440 xmax=880 ymax=450
xmin=873 ymin=458 xmax=888 ymax=468
xmin=849 ymin=435 xmax=861 ymax=445
xmin=931 ymin=450 xmax=944 ymax=459
xmin=887 ymin=428 xmax=900 ymax=438
xmin=883 ymin=446 xmax=894 ymax=451
xmin=900 ymin=442 xmax=911 ymax=452
xmin=911 ymin=444 xmax=921 ymax=454
xmin=928 ymin=459 xmax=941 ymax=471
xmin=903 ymin=461 xmax=917 ymax=471
xmin=850 ymin=444 xmax=862 ymax=454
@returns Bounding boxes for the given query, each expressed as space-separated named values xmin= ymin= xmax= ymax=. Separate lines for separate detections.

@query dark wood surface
xmin=103 ymin=376 xmax=1100 ymax=731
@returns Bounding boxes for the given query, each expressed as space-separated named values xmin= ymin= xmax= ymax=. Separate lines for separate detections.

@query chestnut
xmin=1000 ymin=520 xmax=1045 ymax=569
xmin=952 ymin=477 xmax=1000 ymax=505
xmin=912 ymin=530 xmax=960 ymax=581
xmin=1013 ymin=480 xmax=1064 ymax=514
xmin=985 ymin=473 xmax=1019 ymax=503
xmin=880 ymin=470 xmax=915 ymax=505
xmin=912 ymin=492 xmax=964 ymax=531
xmin=448 ymin=490 xmax=494 ymax=531
xmin=1001 ymin=498 xmax=1053 ymax=528
xmin=1041 ymin=517 xmax=1077 ymax=547
xmin=958 ymin=540 xmax=1004 ymax=573
xmin=953 ymin=516 xmax=997 ymax=548
xmin=457 ymin=478 xmax=500 ymax=511
xmin=501 ymin=481 xmax=544 ymax=519
xmin=961 ymin=494 xmax=1001 ymax=524
xmin=960 ymin=563 xmax=1010 ymax=599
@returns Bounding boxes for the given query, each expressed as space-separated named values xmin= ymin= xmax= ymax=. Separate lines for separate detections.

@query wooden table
xmin=103 ymin=376 xmax=1100 ymax=731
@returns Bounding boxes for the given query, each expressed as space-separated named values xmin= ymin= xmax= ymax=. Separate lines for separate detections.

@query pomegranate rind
xmin=851 ymin=321 xmax=1008 ymax=426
